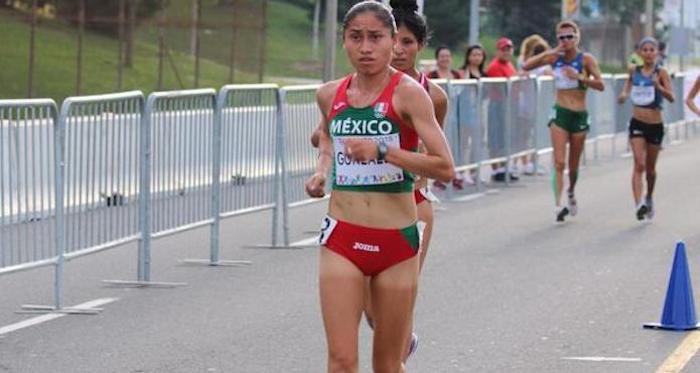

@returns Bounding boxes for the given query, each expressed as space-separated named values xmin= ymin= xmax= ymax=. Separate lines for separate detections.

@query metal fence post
xmin=504 ymin=79 xmax=513 ymax=186
xmin=139 ymin=94 xmax=154 ymax=282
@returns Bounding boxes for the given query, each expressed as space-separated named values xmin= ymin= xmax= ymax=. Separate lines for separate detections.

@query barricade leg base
xmin=17 ymin=305 xmax=102 ymax=315
xmin=178 ymin=259 xmax=252 ymax=267
xmin=101 ymin=280 xmax=188 ymax=288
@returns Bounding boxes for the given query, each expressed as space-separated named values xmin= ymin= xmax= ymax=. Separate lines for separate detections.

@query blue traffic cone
xmin=644 ymin=241 xmax=700 ymax=331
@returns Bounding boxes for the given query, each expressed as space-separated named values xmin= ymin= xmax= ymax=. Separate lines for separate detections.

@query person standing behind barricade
xmin=456 ymin=44 xmax=488 ymax=184
xmin=486 ymin=37 xmax=518 ymax=182
xmin=523 ymin=20 xmax=605 ymax=223
xmin=686 ymin=75 xmax=700 ymax=117
xmin=360 ymin=0 xmax=448 ymax=363
xmin=305 ymin=2 xmax=455 ymax=372
xmin=617 ymin=37 xmax=675 ymax=221
xmin=516 ymin=35 xmax=553 ymax=176
xmin=428 ymin=46 xmax=462 ymax=79
xmin=427 ymin=45 xmax=462 ymax=191
xmin=460 ymin=44 xmax=487 ymax=79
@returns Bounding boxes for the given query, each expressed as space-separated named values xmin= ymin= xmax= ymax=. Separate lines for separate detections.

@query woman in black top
xmin=460 ymin=44 xmax=487 ymax=79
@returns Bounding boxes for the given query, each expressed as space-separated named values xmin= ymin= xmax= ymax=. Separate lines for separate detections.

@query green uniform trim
xmin=548 ymin=104 xmax=590 ymax=134
xmin=399 ymin=224 xmax=420 ymax=251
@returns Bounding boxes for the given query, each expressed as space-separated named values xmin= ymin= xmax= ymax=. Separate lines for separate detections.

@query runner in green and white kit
xmin=523 ymin=20 xmax=605 ymax=222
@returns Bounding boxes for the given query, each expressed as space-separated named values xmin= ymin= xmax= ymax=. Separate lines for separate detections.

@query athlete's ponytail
xmin=390 ymin=0 xmax=429 ymax=44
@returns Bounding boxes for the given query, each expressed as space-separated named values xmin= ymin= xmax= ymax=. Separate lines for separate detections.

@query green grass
xmin=0 ymin=1 xmax=518 ymax=103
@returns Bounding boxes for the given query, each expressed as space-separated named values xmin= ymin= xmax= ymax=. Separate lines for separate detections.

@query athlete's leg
xmin=645 ymin=143 xmax=661 ymax=198
xmin=320 ymin=247 xmax=366 ymax=373
xmin=416 ymin=201 xmax=434 ymax=272
xmin=371 ymin=256 xmax=420 ymax=373
xmin=550 ymin=124 xmax=569 ymax=207
xmin=630 ymin=137 xmax=647 ymax=204
xmin=567 ymin=132 xmax=587 ymax=195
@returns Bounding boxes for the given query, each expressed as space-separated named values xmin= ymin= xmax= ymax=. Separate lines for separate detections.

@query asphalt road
xmin=1 ymin=133 xmax=700 ymax=373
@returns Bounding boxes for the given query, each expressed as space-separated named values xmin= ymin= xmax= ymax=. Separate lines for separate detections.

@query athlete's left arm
xmin=581 ymin=54 xmax=605 ymax=91
xmin=655 ymin=68 xmax=675 ymax=103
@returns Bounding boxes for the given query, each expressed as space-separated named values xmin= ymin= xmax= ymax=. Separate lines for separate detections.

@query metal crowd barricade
xmin=586 ymin=74 xmax=617 ymax=160
xmin=110 ymin=89 xmax=217 ymax=286
xmin=478 ymin=78 xmax=510 ymax=182
xmin=449 ymin=79 xmax=483 ymax=194
xmin=667 ymin=73 xmax=686 ymax=144
xmin=508 ymin=77 xmax=537 ymax=173
xmin=60 ymin=92 xmax=144 ymax=262
xmin=275 ymin=84 xmax=323 ymax=248
xmin=534 ymin=77 xmax=555 ymax=171
xmin=0 ymin=99 xmax=59 ymax=276
xmin=197 ymin=84 xmax=279 ymax=262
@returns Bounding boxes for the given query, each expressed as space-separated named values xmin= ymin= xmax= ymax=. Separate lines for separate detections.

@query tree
xmin=56 ymin=0 xmax=164 ymax=36
xmin=485 ymin=0 xmax=560 ymax=49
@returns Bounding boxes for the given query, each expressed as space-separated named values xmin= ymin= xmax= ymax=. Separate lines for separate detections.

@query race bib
xmin=631 ymin=85 xmax=655 ymax=106
xmin=554 ymin=67 xmax=579 ymax=90
xmin=334 ymin=134 xmax=404 ymax=186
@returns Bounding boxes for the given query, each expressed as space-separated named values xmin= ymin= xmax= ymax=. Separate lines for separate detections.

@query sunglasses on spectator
xmin=558 ymin=34 xmax=576 ymax=41
xmin=500 ymin=45 xmax=513 ymax=50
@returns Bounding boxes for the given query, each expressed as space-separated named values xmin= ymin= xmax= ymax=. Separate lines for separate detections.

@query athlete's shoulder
xmin=426 ymin=80 xmax=447 ymax=104
xmin=396 ymin=72 xmax=429 ymax=96
xmin=581 ymin=52 xmax=598 ymax=64
xmin=317 ymin=78 xmax=346 ymax=115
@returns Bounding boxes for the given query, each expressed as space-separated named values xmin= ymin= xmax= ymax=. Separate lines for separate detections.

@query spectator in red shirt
xmin=485 ymin=37 xmax=517 ymax=181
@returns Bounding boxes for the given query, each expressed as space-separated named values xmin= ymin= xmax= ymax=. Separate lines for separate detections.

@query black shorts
xmin=628 ymin=118 xmax=664 ymax=146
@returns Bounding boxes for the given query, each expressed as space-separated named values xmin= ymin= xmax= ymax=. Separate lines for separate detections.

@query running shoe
xmin=636 ymin=202 xmax=648 ymax=221
xmin=645 ymin=197 xmax=654 ymax=219
xmin=556 ymin=206 xmax=570 ymax=222
xmin=567 ymin=193 xmax=578 ymax=216
xmin=404 ymin=332 xmax=418 ymax=362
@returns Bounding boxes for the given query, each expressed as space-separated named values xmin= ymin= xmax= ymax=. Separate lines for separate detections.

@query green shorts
xmin=548 ymin=104 xmax=590 ymax=134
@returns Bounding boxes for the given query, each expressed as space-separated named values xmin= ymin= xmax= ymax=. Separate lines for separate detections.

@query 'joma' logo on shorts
xmin=353 ymin=242 xmax=380 ymax=252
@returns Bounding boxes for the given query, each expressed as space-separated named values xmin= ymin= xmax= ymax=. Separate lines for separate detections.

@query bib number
xmin=334 ymin=135 xmax=404 ymax=186
xmin=631 ymin=85 xmax=655 ymax=106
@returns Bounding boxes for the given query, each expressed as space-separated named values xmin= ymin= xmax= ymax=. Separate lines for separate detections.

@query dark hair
xmin=460 ymin=44 xmax=486 ymax=73
xmin=343 ymin=1 xmax=396 ymax=36
xmin=390 ymin=0 xmax=428 ymax=44
xmin=435 ymin=45 xmax=451 ymax=59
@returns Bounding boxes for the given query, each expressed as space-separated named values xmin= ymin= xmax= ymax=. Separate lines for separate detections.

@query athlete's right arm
xmin=617 ymin=67 xmax=634 ymax=104
xmin=305 ymin=82 xmax=337 ymax=198
xmin=686 ymin=76 xmax=700 ymax=116
xmin=522 ymin=46 xmax=560 ymax=71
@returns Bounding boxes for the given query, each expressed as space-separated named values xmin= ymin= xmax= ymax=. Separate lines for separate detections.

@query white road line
xmin=561 ymin=357 xmax=642 ymax=362
xmin=0 ymin=298 xmax=118 ymax=337
xmin=290 ymin=236 xmax=319 ymax=247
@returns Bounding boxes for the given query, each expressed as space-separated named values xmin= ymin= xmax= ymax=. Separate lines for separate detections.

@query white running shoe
xmin=567 ymin=193 xmax=578 ymax=216
xmin=645 ymin=197 xmax=654 ymax=219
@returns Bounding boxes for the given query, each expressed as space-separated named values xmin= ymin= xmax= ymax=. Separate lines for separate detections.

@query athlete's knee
xmin=553 ymin=160 xmax=566 ymax=173
xmin=328 ymin=351 xmax=358 ymax=373
xmin=634 ymin=161 xmax=646 ymax=174
xmin=646 ymin=169 xmax=657 ymax=179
